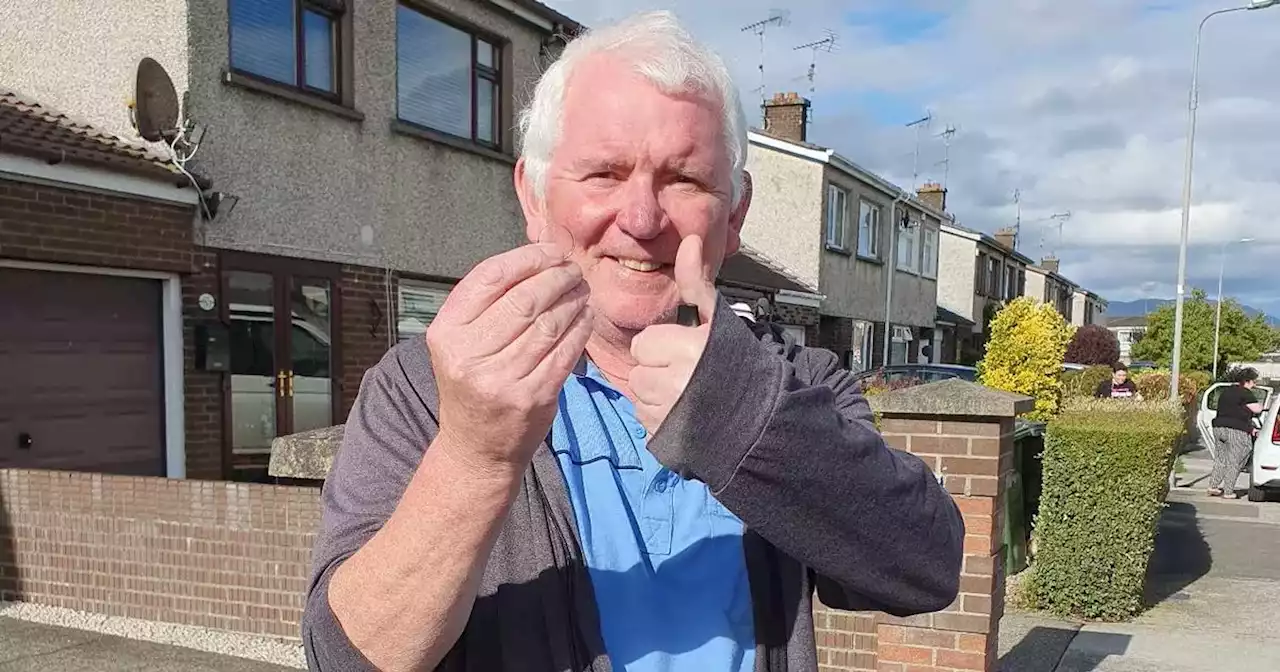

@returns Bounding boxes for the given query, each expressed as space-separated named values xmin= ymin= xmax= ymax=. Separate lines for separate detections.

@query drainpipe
xmin=882 ymin=191 xmax=912 ymax=368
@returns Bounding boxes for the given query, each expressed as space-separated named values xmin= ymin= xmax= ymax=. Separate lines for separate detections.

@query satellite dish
xmin=134 ymin=57 xmax=180 ymax=142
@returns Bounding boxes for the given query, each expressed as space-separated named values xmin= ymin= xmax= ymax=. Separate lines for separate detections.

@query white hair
xmin=518 ymin=11 xmax=749 ymax=207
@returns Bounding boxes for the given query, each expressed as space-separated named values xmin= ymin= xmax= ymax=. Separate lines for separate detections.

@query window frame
xmin=896 ymin=220 xmax=920 ymax=273
xmin=396 ymin=278 xmax=454 ymax=341
xmin=920 ymin=225 xmax=938 ymax=279
xmin=227 ymin=0 xmax=350 ymax=104
xmin=825 ymin=183 xmax=850 ymax=251
xmin=395 ymin=2 xmax=506 ymax=150
xmin=856 ymin=198 xmax=882 ymax=259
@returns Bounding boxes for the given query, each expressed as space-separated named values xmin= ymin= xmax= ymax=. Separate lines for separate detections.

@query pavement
xmin=998 ymin=449 xmax=1280 ymax=671
xmin=0 ymin=617 xmax=296 ymax=671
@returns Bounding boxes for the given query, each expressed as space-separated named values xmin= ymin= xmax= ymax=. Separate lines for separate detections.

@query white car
xmin=1196 ymin=382 xmax=1275 ymax=501
xmin=1250 ymin=389 xmax=1280 ymax=502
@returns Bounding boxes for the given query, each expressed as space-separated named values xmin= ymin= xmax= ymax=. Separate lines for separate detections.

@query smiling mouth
xmin=613 ymin=257 xmax=666 ymax=273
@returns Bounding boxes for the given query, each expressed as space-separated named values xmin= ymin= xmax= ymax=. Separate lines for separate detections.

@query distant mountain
xmin=1107 ymin=298 xmax=1280 ymax=326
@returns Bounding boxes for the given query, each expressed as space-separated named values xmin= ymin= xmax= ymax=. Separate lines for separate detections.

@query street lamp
xmin=1211 ymin=237 xmax=1255 ymax=379
xmin=1170 ymin=0 xmax=1278 ymax=402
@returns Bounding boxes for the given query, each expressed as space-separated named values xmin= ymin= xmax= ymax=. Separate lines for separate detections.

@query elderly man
xmin=303 ymin=10 xmax=963 ymax=672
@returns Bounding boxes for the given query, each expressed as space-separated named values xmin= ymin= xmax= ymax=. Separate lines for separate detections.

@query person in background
xmin=1207 ymin=367 xmax=1265 ymax=499
xmin=1095 ymin=363 xmax=1142 ymax=400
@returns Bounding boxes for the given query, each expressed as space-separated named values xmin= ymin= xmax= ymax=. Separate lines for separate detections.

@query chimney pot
xmin=993 ymin=226 xmax=1017 ymax=252
xmin=1041 ymin=256 xmax=1060 ymax=274
xmin=762 ymin=91 xmax=811 ymax=144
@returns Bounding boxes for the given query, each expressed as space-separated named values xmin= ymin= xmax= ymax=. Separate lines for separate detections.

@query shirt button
xmin=654 ymin=480 xmax=668 ymax=493
xmin=632 ymin=425 xmax=647 ymax=439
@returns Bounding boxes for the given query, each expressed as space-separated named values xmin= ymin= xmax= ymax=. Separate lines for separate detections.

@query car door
xmin=1198 ymin=383 xmax=1274 ymax=457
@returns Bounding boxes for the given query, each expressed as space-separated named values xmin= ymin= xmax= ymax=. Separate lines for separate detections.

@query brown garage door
xmin=0 ymin=267 xmax=166 ymax=475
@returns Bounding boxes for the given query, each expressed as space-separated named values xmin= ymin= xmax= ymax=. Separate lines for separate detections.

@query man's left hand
xmin=630 ymin=234 xmax=717 ymax=435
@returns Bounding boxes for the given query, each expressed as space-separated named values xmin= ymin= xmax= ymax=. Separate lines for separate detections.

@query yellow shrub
xmin=977 ymin=297 xmax=1075 ymax=422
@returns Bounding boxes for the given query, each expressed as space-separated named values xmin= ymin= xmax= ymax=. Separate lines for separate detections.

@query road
xmin=999 ymin=454 xmax=1280 ymax=671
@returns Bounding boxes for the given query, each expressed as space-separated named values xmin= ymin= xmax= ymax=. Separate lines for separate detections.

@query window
xmin=1005 ymin=264 xmax=1019 ymax=300
xmin=229 ymin=0 xmax=343 ymax=96
xmin=228 ymin=318 xmax=275 ymax=377
xmin=921 ymin=226 xmax=938 ymax=278
xmin=850 ymin=320 xmax=873 ymax=372
xmin=397 ymin=4 xmax=502 ymax=147
xmin=975 ymin=252 xmax=987 ymax=296
xmin=986 ymin=257 xmax=1000 ymax=297
xmin=291 ymin=323 xmax=331 ymax=378
xmin=398 ymin=280 xmax=452 ymax=341
xmin=826 ymin=184 xmax=849 ymax=249
xmin=1017 ymin=269 xmax=1026 ymax=298
xmin=896 ymin=222 xmax=919 ymax=272
xmin=857 ymin=200 xmax=881 ymax=258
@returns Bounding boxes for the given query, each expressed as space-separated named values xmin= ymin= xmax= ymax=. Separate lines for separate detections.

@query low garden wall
xmin=0 ymin=469 xmax=319 ymax=640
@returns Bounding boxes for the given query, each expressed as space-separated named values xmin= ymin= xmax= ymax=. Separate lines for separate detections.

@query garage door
xmin=0 ymin=267 xmax=166 ymax=475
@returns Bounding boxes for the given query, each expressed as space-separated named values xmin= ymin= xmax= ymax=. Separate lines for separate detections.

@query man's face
xmin=517 ymin=55 xmax=749 ymax=333
xmin=1114 ymin=370 xmax=1128 ymax=385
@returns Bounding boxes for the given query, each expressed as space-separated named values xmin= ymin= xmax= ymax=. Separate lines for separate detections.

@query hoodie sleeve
xmin=646 ymin=298 xmax=965 ymax=616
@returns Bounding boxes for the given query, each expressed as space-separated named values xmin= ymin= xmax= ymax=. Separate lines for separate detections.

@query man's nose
xmin=613 ymin=177 xmax=664 ymax=240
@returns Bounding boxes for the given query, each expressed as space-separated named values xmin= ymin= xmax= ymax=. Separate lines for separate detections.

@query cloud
xmin=542 ymin=0 xmax=1280 ymax=306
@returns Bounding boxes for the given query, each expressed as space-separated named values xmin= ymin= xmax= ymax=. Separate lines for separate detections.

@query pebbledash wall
xmin=0 ymin=177 xmax=392 ymax=480
xmin=2 ymin=378 xmax=1023 ymax=672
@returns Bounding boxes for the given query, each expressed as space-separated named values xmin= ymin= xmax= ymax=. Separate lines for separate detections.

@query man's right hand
xmin=425 ymin=243 xmax=593 ymax=475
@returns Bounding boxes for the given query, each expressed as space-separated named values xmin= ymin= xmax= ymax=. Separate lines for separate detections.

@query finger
xmin=525 ymin=302 xmax=594 ymax=392
xmin=470 ymin=264 xmax=587 ymax=355
xmin=438 ymin=244 xmax=563 ymax=325
xmin=500 ymin=281 xmax=592 ymax=378
xmin=674 ymin=234 xmax=718 ymax=322
xmin=630 ymin=324 xmax=702 ymax=367
xmin=629 ymin=365 xmax=670 ymax=405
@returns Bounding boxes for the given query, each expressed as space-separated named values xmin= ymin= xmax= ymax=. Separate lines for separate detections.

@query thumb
xmin=674 ymin=234 xmax=717 ymax=322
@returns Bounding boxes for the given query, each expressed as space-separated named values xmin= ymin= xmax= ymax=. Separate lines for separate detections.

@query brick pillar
xmin=182 ymin=247 xmax=225 ymax=479
xmin=339 ymin=265 xmax=395 ymax=419
xmin=816 ymin=379 xmax=1032 ymax=672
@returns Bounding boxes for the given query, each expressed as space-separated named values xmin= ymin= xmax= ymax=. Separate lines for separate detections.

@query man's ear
xmin=724 ymin=170 xmax=753 ymax=257
xmin=514 ymin=157 xmax=545 ymax=244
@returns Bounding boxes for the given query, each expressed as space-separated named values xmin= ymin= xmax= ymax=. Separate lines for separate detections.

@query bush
xmin=1025 ymin=399 xmax=1185 ymax=620
xmin=977 ymin=297 xmax=1075 ymax=422
xmin=1133 ymin=371 xmax=1200 ymax=406
xmin=1065 ymin=324 xmax=1121 ymax=366
xmin=1185 ymin=370 xmax=1213 ymax=392
xmin=1062 ymin=365 xmax=1114 ymax=399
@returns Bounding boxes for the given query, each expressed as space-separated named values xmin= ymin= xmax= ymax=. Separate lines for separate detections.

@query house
xmin=1072 ymin=288 xmax=1107 ymax=327
xmin=936 ymin=224 xmax=1034 ymax=365
xmin=0 ymin=90 xmax=202 ymax=478
xmin=716 ymin=244 xmax=824 ymax=346
xmin=1 ymin=0 xmax=588 ymax=482
xmin=742 ymin=92 xmax=946 ymax=371
xmin=1106 ymin=316 xmax=1148 ymax=364
xmin=1023 ymin=256 xmax=1079 ymax=323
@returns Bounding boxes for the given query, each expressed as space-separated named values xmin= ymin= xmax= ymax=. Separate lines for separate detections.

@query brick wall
xmin=0 ymin=469 xmax=318 ymax=640
xmin=0 ymin=178 xmax=194 ymax=274
xmin=339 ymin=265 xmax=395 ymax=418
xmin=761 ymin=92 xmax=810 ymax=143
xmin=773 ymin=302 xmax=819 ymax=327
xmin=183 ymin=248 xmax=225 ymax=480
xmin=814 ymin=411 xmax=1014 ymax=672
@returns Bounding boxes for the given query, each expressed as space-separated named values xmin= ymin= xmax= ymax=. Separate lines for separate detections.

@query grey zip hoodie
xmin=303 ymin=296 xmax=964 ymax=671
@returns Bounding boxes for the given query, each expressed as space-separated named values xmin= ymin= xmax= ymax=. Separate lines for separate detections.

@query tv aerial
xmin=793 ymin=30 xmax=838 ymax=97
xmin=741 ymin=10 xmax=791 ymax=103
xmin=129 ymin=56 xmax=230 ymax=221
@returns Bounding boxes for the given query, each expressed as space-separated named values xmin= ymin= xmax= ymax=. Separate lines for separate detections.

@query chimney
xmin=916 ymin=182 xmax=947 ymax=212
xmin=993 ymin=227 xmax=1017 ymax=252
xmin=1041 ymin=255 xmax=1060 ymax=274
xmin=761 ymin=92 xmax=811 ymax=143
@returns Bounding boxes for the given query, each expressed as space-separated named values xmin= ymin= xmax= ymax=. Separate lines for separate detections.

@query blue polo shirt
xmin=551 ymin=362 xmax=756 ymax=671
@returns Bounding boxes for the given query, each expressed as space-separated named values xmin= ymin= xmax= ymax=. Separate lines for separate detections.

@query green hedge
xmin=1062 ymin=365 xmax=1113 ymax=398
xmin=1025 ymin=399 xmax=1185 ymax=620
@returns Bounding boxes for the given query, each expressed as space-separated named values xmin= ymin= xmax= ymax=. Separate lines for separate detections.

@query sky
xmin=541 ymin=0 xmax=1280 ymax=316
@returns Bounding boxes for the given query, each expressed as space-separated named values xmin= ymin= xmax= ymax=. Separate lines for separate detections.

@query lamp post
xmin=1170 ymin=0 xmax=1278 ymax=402
xmin=1211 ymin=237 xmax=1256 ymax=379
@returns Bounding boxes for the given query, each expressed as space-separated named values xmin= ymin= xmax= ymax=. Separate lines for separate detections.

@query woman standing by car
xmin=1208 ymin=367 xmax=1266 ymax=499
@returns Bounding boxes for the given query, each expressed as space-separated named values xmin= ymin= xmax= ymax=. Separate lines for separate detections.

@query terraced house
xmin=1 ymin=0 xmax=595 ymax=482
xmin=743 ymin=92 xmax=947 ymax=371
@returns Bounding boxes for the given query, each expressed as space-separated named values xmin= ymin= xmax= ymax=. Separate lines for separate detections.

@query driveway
xmin=999 ymin=454 xmax=1280 ymax=671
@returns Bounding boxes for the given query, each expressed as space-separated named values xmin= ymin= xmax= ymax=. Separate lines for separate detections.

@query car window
xmin=1207 ymin=385 xmax=1271 ymax=410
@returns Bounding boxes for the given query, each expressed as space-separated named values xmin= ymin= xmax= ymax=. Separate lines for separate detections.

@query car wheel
xmin=1248 ymin=486 xmax=1266 ymax=503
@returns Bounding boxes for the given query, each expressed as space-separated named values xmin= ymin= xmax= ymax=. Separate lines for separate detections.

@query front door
xmin=222 ymin=254 xmax=341 ymax=482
